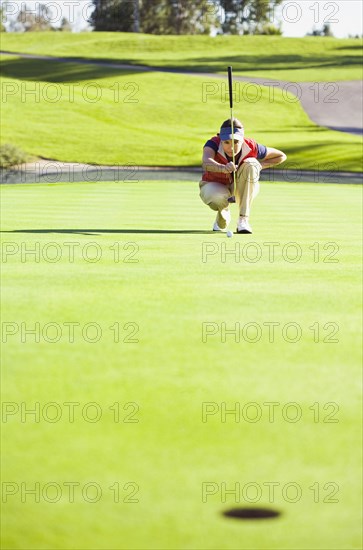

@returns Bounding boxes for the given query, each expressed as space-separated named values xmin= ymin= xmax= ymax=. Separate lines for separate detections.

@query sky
xmin=277 ymin=0 xmax=363 ymax=38
xmin=2 ymin=0 xmax=363 ymax=37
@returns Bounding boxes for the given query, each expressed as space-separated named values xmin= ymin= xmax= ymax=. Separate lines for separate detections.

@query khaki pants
xmin=200 ymin=158 xmax=261 ymax=218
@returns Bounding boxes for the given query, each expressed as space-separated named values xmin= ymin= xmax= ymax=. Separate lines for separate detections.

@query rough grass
xmin=0 ymin=55 xmax=361 ymax=170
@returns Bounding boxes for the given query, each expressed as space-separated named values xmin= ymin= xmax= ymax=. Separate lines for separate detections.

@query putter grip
xmin=228 ymin=66 xmax=233 ymax=109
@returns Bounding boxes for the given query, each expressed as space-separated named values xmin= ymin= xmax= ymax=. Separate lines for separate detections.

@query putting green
xmin=1 ymin=179 xmax=361 ymax=549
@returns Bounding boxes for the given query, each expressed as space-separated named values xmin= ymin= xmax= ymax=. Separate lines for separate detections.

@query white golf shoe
xmin=213 ymin=221 xmax=223 ymax=231
xmin=237 ymin=216 xmax=252 ymax=234
xmin=213 ymin=208 xmax=231 ymax=231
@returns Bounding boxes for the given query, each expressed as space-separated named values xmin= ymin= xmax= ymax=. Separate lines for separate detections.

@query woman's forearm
xmin=260 ymin=155 xmax=287 ymax=170
xmin=203 ymin=158 xmax=226 ymax=173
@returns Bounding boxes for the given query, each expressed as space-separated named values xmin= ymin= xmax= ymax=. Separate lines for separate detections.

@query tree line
xmin=90 ymin=0 xmax=284 ymax=35
xmin=1 ymin=1 xmax=346 ymax=36
xmin=0 ymin=2 xmax=71 ymax=32
xmin=0 ymin=0 xmax=284 ymax=35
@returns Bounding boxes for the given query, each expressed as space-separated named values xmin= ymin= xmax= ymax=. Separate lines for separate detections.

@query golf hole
xmin=222 ymin=507 xmax=281 ymax=520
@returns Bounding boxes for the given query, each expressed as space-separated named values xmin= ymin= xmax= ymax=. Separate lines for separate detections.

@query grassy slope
xmin=0 ymin=54 xmax=361 ymax=170
xmin=1 ymin=33 xmax=362 ymax=81
xmin=1 ymin=180 xmax=362 ymax=549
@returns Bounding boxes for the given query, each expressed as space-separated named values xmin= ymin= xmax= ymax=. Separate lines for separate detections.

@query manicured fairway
xmin=1 ymin=179 xmax=362 ymax=549
xmin=2 ymin=33 xmax=362 ymax=81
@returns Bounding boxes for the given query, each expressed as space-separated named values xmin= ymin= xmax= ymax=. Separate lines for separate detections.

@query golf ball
xmin=226 ymin=230 xmax=233 ymax=238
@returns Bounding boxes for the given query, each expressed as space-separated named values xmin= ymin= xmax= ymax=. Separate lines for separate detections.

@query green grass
xmin=1 ymin=33 xmax=362 ymax=81
xmin=0 ymin=55 xmax=362 ymax=170
xmin=1 ymin=179 xmax=362 ymax=549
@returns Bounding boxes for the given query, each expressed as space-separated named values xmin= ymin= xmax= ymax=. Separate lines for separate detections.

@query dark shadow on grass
xmin=1 ymin=229 xmax=213 ymax=235
xmin=0 ymin=57 xmax=149 ymax=83
xmin=335 ymin=45 xmax=363 ymax=50
xmin=183 ymin=53 xmax=362 ymax=73
xmin=1 ymin=51 xmax=361 ymax=81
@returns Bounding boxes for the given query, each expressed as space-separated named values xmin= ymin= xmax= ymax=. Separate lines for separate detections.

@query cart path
xmin=1 ymin=50 xmax=362 ymax=136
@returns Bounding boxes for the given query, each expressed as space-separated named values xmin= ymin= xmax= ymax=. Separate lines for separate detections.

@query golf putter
xmin=227 ymin=66 xmax=236 ymax=204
